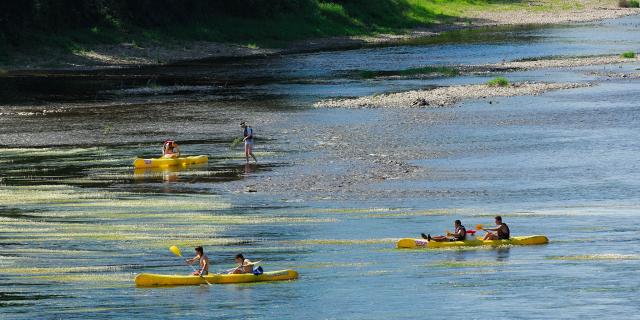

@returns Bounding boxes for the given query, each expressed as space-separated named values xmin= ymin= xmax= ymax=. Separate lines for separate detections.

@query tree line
xmin=0 ymin=0 xmax=316 ymax=45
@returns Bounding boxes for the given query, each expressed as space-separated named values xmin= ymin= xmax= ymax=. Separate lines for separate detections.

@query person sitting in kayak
xmin=240 ymin=122 xmax=257 ymax=163
xmin=185 ymin=246 xmax=209 ymax=276
xmin=162 ymin=140 xmax=180 ymax=158
xmin=482 ymin=216 xmax=510 ymax=240
xmin=228 ymin=253 xmax=255 ymax=274
xmin=421 ymin=220 xmax=466 ymax=242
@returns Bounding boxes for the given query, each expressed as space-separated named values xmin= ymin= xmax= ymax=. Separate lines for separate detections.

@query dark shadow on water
xmin=495 ymin=247 xmax=511 ymax=262
xmin=0 ymin=292 xmax=70 ymax=306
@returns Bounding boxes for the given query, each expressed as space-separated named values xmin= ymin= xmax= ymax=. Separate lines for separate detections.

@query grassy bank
xmin=0 ymin=0 xmax=624 ymax=67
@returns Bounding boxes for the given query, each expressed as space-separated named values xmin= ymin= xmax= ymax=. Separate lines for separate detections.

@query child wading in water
xmin=240 ymin=122 xmax=257 ymax=163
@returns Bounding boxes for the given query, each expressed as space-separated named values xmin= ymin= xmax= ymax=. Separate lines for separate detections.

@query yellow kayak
xmin=135 ymin=270 xmax=298 ymax=287
xmin=133 ymin=155 xmax=208 ymax=169
xmin=396 ymin=235 xmax=549 ymax=249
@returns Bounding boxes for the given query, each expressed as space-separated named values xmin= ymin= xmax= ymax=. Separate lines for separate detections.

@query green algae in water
xmin=546 ymin=254 xmax=639 ymax=261
xmin=429 ymin=260 xmax=506 ymax=268
xmin=0 ymin=147 xmax=109 ymax=158
xmin=3 ymin=265 xmax=142 ymax=275
xmin=30 ymin=272 xmax=132 ymax=283
xmin=295 ymin=262 xmax=374 ymax=269
xmin=281 ymin=238 xmax=396 ymax=246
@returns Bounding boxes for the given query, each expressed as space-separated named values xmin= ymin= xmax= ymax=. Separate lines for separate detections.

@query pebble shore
xmin=314 ymin=82 xmax=589 ymax=109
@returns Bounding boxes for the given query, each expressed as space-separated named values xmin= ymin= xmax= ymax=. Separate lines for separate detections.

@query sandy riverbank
xmin=314 ymin=82 xmax=589 ymax=109
xmin=314 ymin=53 xmax=640 ymax=109
xmin=468 ymin=0 xmax=637 ymax=25
xmin=485 ymin=55 xmax=640 ymax=71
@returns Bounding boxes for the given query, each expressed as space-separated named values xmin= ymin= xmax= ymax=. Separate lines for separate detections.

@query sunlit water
xmin=1 ymin=16 xmax=640 ymax=319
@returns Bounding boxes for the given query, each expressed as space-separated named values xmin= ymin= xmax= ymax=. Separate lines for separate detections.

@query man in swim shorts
xmin=482 ymin=216 xmax=510 ymax=240
xmin=421 ymin=220 xmax=467 ymax=242
xmin=186 ymin=246 xmax=209 ymax=276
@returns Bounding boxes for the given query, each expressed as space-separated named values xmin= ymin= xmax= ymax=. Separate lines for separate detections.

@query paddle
xmin=169 ymin=246 xmax=212 ymax=286
xmin=476 ymin=224 xmax=486 ymax=231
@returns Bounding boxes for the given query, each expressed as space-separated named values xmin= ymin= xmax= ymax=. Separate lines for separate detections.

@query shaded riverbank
xmin=2 ymin=1 xmax=638 ymax=71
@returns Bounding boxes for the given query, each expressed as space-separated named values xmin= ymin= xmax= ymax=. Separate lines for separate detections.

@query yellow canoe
xmin=396 ymin=235 xmax=549 ymax=249
xmin=133 ymin=155 xmax=208 ymax=169
xmin=135 ymin=270 xmax=298 ymax=287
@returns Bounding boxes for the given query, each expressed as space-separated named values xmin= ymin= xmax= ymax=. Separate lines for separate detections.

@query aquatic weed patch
xmin=29 ymin=272 xmax=133 ymax=284
xmin=354 ymin=66 xmax=460 ymax=79
xmin=294 ymin=261 xmax=374 ymax=269
xmin=281 ymin=238 xmax=396 ymax=246
xmin=310 ymin=207 xmax=398 ymax=215
xmin=546 ymin=254 xmax=639 ymax=261
xmin=2 ymin=264 xmax=144 ymax=275
xmin=370 ymin=208 xmax=461 ymax=218
xmin=429 ymin=260 xmax=506 ymax=268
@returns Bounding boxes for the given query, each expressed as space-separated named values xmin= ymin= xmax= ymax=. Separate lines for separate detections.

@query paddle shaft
xmin=226 ymin=261 xmax=262 ymax=274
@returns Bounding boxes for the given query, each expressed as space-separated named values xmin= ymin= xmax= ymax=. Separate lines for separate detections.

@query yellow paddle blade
xmin=169 ymin=245 xmax=182 ymax=257
xmin=475 ymin=224 xmax=483 ymax=230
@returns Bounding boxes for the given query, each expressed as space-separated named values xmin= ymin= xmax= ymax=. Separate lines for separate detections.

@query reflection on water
xmin=133 ymin=164 xmax=208 ymax=183
xmin=496 ymin=248 xmax=511 ymax=262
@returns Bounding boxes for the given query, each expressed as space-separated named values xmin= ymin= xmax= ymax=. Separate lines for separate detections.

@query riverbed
xmin=1 ymin=16 xmax=639 ymax=319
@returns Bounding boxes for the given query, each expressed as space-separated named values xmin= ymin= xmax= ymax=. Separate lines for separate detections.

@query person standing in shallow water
xmin=241 ymin=121 xmax=257 ymax=163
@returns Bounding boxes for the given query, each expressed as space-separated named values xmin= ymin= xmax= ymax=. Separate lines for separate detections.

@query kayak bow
xmin=396 ymin=235 xmax=549 ymax=249
xmin=135 ymin=269 xmax=298 ymax=287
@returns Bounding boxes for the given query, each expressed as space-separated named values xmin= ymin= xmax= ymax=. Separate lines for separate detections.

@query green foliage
xmin=0 ymin=0 xmax=554 ymax=63
xmin=619 ymin=0 xmax=640 ymax=7
xmin=486 ymin=77 xmax=509 ymax=87
xmin=621 ymin=51 xmax=636 ymax=58
xmin=356 ymin=66 xmax=460 ymax=78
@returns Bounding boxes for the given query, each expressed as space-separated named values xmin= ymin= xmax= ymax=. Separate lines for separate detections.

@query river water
xmin=1 ymin=16 xmax=639 ymax=319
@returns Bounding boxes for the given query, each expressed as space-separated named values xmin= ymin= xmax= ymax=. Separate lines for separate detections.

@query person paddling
xmin=240 ymin=122 xmax=257 ymax=163
xmin=185 ymin=246 xmax=209 ymax=276
xmin=228 ymin=253 xmax=256 ymax=274
xmin=482 ymin=216 xmax=510 ymax=240
xmin=421 ymin=220 xmax=466 ymax=242
xmin=162 ymin=140 xmax=180 ymax=159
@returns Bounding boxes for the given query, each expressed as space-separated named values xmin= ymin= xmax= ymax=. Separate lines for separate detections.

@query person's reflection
xmin=244 ymin=163 xmax=254 ymax=175
xmin=453 ymin=249 xmax=466 ymax=262
xmin=496 ymin=247 xmax=510 ymax=262
xmin=162 ymin=169 xmax=178 ymax=183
